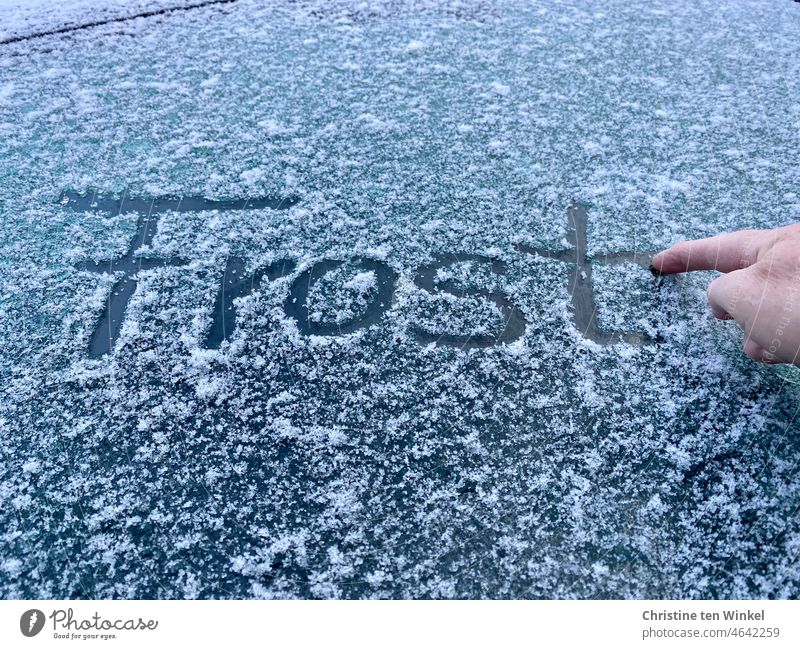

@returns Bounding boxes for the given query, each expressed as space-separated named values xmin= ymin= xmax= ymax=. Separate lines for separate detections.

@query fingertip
xmin=649 ymin=251 xmax=664 ymax=274
xmin=650 ymin=250 xmax=677 ymax=275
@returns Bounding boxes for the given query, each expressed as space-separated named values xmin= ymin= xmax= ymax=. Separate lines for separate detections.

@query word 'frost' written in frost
xmin=64 ymin=190 xmax=660 ymax=358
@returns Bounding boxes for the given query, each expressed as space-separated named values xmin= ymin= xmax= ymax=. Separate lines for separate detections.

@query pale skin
xmin=651 ymin=224 xmax=800 ymax=366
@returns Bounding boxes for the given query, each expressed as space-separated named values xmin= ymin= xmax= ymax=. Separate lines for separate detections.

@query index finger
xmin=650 ymin=229 xmax=767 ymax=275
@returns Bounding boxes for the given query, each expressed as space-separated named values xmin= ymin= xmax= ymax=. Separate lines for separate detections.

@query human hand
xmin=651 ymin=224 xmax=800 ymax=365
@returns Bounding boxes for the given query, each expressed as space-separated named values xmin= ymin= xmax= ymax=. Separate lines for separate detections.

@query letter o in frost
xmin=284 ymin=258 xmax=397 ymax=336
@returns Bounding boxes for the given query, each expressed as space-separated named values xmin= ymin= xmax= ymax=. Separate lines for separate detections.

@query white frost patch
xmin=21 ymin=460 xmax=41 ymax=474
xmin=405 ymin=40 xmax=427 ymax=53
xmin=489 ymin=81 xmax=511 ymax=96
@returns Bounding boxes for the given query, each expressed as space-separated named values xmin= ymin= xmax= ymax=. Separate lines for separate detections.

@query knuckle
xmin=744 ymin=348 xmax=760 ymax=361
xmin=743 ymin=342 xmax=762 ymax=360
xmin=706 ymin=276 xmax=723 ymax=304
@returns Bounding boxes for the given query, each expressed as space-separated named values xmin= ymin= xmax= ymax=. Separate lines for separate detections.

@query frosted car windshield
xmin=1 ymin=0 xmax=800 ymax=599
